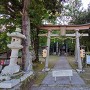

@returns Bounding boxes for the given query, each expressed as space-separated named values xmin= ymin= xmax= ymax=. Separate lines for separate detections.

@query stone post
xmin=75 ymin=29 xmax=82 ymax=70
xmin=75 ymin=43 xmax=78 ymax=62
xmin=45 ymin=30 xmax=51 ymax=71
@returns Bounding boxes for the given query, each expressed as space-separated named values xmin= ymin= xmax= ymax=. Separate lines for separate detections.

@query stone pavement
xmin=31 ymin=56 xmax=90 ymax=90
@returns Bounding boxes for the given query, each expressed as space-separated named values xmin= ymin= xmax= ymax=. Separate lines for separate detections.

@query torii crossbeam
xmin=38 ymin=23 xmax=90 ymax=30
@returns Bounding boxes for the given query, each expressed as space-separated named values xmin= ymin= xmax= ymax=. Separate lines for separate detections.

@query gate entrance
xmin=38 ymin=24 xmax=90 ymax=71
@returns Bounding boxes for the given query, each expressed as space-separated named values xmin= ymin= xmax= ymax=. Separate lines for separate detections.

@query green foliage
xmin=69 ymin=3 xmax=90 ymax=51
xmin=29 ymin=45 xmax=33 ymax=50
xmin=43 ymin=0 xmax=64 ymax=15
xmin=71 ymin=10 xmax=90 ymax=24
xmin=39 ymin=36 xmax=47 ymax=47
xmin=66 ymin=38 xmax=75 ymax=50
xmin=29 ymin=0 xmax=49 ymax=25
xmin=29 ymin=0 xmax=66 ymax=25
xmin=0 ymin=26 xmax=16 ymax=53
xmin=0 ymin=32 xmax=10 ymax=53
xmin=0 ymin=0 xmax=22 ymax=26
xmin=0 ymin=0 xmax=66 ymax=55
xmin=68 ymin=1 xmax=90 ymax=25
xmin=0 ymin=1 xmax=22 ymax=53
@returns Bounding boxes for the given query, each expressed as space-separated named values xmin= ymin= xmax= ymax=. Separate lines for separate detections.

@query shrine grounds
xmin=20 ymin=55 xmax=60 ymax=90
xmin=1 ymin=55 xmax=90 ymax=90
xmin=20 ymin=55 xmax=90 ymax=90
xmin=31 ymin=55 xmax=90 ymax=86
xmin=67 ymin=56 xmax=90 ymax=85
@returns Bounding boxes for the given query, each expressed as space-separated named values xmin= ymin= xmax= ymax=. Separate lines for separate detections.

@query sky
xmin=82 ymin=0 xmax=90 ymax=9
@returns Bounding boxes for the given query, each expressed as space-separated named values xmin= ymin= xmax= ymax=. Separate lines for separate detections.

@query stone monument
xmin=1 ymin=28 xmax=26 ymax=75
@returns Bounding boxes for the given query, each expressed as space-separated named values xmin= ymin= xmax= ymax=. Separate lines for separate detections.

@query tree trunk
xmin=34 ymin=28 xmax=39 ymax=62
xmin=22 ymin=0 xmax=32 ymax=71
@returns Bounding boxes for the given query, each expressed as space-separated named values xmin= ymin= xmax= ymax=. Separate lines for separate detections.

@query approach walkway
xmin=31 ymin=56 xmax=90 ymax=90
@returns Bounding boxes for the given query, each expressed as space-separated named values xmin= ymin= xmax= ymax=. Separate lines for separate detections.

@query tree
xmin=56 ymin=0 xmax=83 ymax=25
xmin=29 ymin=0 xmax=66 ymax=62
xmin=69 ymin=2 xmax=90 ymax=51
xmin=21 ymin=0 xmax=33 ymax=71
xmin=0 ymin=0 xmax=66 ymax=71
xmin=0 ymin=0 xmax=31 ymax=71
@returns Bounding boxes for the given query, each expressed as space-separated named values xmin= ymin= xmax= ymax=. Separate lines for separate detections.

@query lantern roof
xmin=7 ymin=28 xmax=26 ymax=39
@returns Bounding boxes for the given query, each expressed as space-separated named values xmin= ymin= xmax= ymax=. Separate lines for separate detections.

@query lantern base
xmin=1 ymin=65 xmax=20 ymax=75
xmin=42 ymin=68 xmax=50 ymax=72
xmin=76 ymin=69 xmax=85 ymax=73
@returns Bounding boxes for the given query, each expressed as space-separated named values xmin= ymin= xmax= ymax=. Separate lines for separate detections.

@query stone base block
xmin=0 ymin=71 xmax=33 ymax=89
xmin=0 ymin=75 xmax=10 ymax=81
xmin=20 ymin=71 xmax=33 ymax=81
xmin=1 ymin=65 xmax=20 ymax=75
xmin=42 ymin=68 xmax=50 ymax=72
xmin=76 ymin=69 xmax=85 ymax=73
xmin=0 ymin=79 xmax=20 ymax=88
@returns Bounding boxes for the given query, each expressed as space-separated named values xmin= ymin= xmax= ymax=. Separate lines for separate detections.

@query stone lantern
xmin=2 ymin=28 xmax=26 ymax=75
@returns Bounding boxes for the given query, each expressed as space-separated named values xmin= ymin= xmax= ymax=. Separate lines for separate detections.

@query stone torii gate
xmin=38 ymin=23 xmax=90 ymax=71
xmin=39 ymin=33 xmax=88 ymax=55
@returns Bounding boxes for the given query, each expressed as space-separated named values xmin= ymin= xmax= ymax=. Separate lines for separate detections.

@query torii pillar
xmin=44 ymin=30 xmax=51 ymax=71
xmin=75 ymin=29 xmax=82 ymax=71
xmin=75 ymin=44 xmax=78 ymax=62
